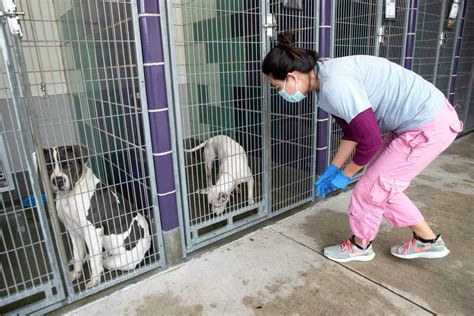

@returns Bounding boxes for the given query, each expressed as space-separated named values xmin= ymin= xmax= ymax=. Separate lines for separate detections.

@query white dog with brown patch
xmin=185 ymin=135 xmax=255 ymax=213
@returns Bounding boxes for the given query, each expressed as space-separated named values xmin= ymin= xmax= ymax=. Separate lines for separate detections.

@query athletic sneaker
xmin=324 ymin=236 xmax=375 ymax=263
xmin=391 ymin=234 xmax=450 ymax=259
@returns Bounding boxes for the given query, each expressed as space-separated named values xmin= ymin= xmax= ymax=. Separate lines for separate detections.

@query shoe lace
xmin=340 ymin=239 xmax=354 ymax=253
xmin=402 ymin=237 xmax=417 ymax=255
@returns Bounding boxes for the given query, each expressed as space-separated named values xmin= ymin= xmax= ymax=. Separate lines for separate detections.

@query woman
xmin=262 ymin=33 xmax=463 ymax=263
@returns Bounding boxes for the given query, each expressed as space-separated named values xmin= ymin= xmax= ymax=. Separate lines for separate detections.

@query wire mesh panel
xmin=455 ymin=1 xmax=474 ymax=132
xmin=334 ymin=0 xmax=378 ymax=58
xmin=434 ymin=10 xmax=458 ymax=95
xmin=268 ymin=1 xmax=318 ymax=213
xmin=171 ymin=1 xmax=266 ymax=250
xmin=0 ymin=12 xmax=65 ymax=314
xmin=1 ymin=0 xmax=164 ymax=305
xmin=379 ymin=0 xmax=409 ymax=64
xmin=412 ymin=0 xmax=444 ymax=83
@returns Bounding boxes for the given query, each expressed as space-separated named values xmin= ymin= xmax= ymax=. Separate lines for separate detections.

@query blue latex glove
xmin=315 ymin=164 xmax=339 ymax=198
xmin=317 ymin=181 xmax=335 ymax=198
xmin=329 ymin=171 xmax=351 ymax=191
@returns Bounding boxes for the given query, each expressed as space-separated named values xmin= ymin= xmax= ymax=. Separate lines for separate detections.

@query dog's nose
xmin=52 ymin=177 xmax=65 ymax=188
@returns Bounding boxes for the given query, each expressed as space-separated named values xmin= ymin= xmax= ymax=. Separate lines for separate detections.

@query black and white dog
xmin=42 ymin=145 xmax=151 ymax=288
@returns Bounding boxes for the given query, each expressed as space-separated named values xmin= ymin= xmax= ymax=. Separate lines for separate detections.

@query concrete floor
xmin=64 ymin=134 xmax=474 ymax=316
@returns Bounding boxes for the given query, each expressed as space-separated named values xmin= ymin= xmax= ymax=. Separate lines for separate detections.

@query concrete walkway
xmin=65 ymin=134 xmax=474 ymax=316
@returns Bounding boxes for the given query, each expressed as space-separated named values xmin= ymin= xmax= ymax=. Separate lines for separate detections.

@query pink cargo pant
xmin=349 ymin=100 xmax=464 ymax=247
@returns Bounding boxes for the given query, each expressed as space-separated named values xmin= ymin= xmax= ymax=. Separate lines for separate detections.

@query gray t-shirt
xmin=317 ymin=55 xmax=445 ymax=133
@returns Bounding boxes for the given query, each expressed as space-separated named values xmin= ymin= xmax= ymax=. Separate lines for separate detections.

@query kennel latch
xmin=0 ymin=0 xmax=25 ymax=37
xmin=262 ymin=13 xmax=277 ymax=38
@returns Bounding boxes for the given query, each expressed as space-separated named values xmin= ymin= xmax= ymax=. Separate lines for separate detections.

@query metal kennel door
xmin=2 ymin=0 xmax=165 ymax=310
xmin=0 ymin=6 xmax=65 ymax=313
xmin=167 ymin=1 xmax=319 ymax=251
xmin=168 ymin=1 xmax=269 ymax=251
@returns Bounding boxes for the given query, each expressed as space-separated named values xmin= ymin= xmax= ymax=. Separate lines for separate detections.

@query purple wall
xmin=138 ymin=0 xmax=179 ymax=231
xmin=448 ymin=0 xmax=468 ymax=103
xmin=404 ymin=0 xmax=418 ymax=70
xmin=316 ymin=0 xmax=332 ymax=176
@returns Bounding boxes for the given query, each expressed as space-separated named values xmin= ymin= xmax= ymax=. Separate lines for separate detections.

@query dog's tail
xmin=184 ymin=139 xmax=209 ymax=153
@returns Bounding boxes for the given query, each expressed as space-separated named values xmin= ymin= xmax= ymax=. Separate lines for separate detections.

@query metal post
xmin=448 ymin=0 xmax=467 ymax=103
xmin=404 ymin=0 xmax=419 ymax=70
xmin=311 ymin=0 xmax=322 ymax=199
xmin=374 ymin=0 xmax=384 ymax=57
xmin=433 ymin=0 xmax=449 ymax=85
xmin=262 ymin=0 xmax=271 ymax=215
xmin=159 ymin=0 xmax=187 ymax=259
xmin=131 ymin=0 xmax=167 ymax=265
xmin=315 ymin=0 xmax=332 ymax=177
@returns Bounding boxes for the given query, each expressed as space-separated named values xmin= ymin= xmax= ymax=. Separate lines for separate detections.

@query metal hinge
xmin=439 ymin=31 xmax=448 ymax=47
xmin=377 ymin=25 xmax=385 ymax=45
xmin=0 ymin=0 xmax=24 ymax=37
xmin=262 ymin=13 xmax=277 ymax=38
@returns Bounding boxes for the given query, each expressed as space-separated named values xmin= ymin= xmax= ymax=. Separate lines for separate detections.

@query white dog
xmin=185 ymin=135 xmax=255 ymax=214
xmin=42 ymin=145 xmax=152 ymax=288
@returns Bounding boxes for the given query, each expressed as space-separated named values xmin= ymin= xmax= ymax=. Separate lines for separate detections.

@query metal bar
xmin=312 ymin=0 xmax=323 ymax=201
xmin=157 ymin=0 xmax=187 ymax=259
xmin=401 ymin=0 xmax=411 ymax=63
xmin=131 ymin=0 xmax=166 ymax=266
xmin=433 ymin=0 xmax=448 ymax=84
xmin=164 ymin=0 xmax=193 ymax=250
xmin=404 ymin=0 xmax=419 ymax=69
xmin=374 ymin=0 xmax=384 ymax=57
xmin=448 ymin=0 xmax=467 ymax=103
xmin=262 ymin=0 xmax=271 ymax=216
xmin=315 ymin=0 xmax=332 ymax=176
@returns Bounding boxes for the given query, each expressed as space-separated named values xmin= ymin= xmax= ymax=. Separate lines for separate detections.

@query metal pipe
xmin=448 ymin=0 xmax=467 ymax=103
xmin=316 ymin=0 xmax=332 ymax=176
xmin=404 ymin=0 xmax=419 ymax=70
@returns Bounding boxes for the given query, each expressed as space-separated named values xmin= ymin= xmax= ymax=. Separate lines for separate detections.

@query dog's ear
xmin=71 ymin=145 xmax=89 ymax=165
xmin=218 ymin=192 xmax=228 ymax=202
xmin=198 ymin=188 xmax=210 ymax=194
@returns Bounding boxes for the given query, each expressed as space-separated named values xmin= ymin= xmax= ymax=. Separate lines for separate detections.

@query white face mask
xmin=279 ymin=75 xmax=307 ymax=103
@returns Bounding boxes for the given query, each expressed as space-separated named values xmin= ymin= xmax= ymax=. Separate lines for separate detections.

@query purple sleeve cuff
xmin=348 ymin=108 xmax=382 ymax=166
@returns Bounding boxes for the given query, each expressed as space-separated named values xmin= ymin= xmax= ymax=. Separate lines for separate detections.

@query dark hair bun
xmin=277 ymin=31 xmax=295 ymax=46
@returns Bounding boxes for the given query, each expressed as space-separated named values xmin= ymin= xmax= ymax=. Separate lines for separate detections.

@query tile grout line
xmin=269 ymin=227 xmax=436 ymax=315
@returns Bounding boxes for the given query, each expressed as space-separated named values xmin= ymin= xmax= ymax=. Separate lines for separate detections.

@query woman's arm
xmin=332 ymin=108 xmax=382 ymax=177
xmin=331 ymin=139 xmax=357 ymax=169
xmin=331 ymin=140 xmax=364 ymax=178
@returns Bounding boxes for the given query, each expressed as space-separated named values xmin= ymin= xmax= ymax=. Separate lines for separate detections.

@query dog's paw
xmin=248 ymin=198 xmax=255 ymax=205
xmin=85 ymin=276 xmax=101 ymax=289
xmin=69 ymin=269 xmax=83 ymax=282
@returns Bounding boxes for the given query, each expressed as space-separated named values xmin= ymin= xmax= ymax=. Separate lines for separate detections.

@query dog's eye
xmin=46 ymin=164 xmax=53 ymax=171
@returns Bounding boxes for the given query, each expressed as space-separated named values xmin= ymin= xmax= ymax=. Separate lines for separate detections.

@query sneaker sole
xmin=391 ymin=248 xmax=450 ymax=259
xmin=324 ymin=252 xmax=375 ymax=263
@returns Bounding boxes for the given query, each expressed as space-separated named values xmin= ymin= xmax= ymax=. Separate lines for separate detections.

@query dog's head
xmin=200 ymin=188 xmax=230 ymax=214
xmin=43 ymin=145 xmax=89 ymax=193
